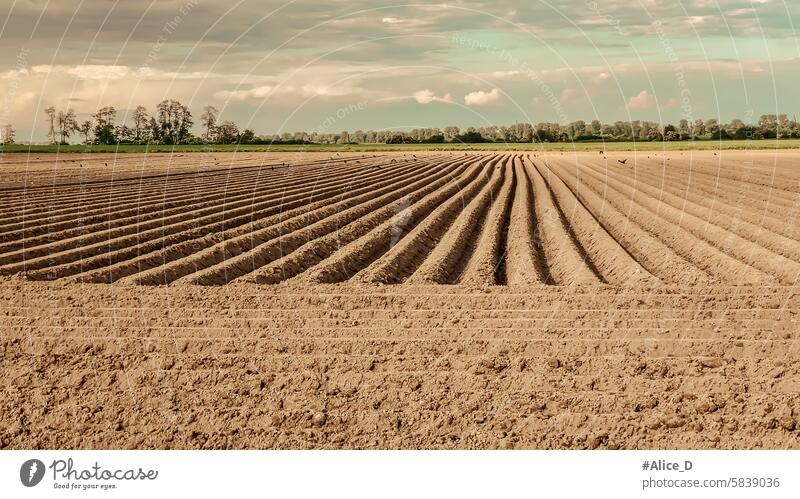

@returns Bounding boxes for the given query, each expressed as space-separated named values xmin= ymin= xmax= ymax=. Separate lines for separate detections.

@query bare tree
xmin=132 ymin=106 xmax=149 ymax=143
xmin=55 ymin=109 xmax=78 ymax=144
xmin=1 ymin=124 xmax=15 ymax=145
xmin=78 ymin=120 xmax=93 ymax=144
xmin=200 ymin=106 xmax=218 ymax=142
xmin=44 ymin=106 xmax=57 ymax=143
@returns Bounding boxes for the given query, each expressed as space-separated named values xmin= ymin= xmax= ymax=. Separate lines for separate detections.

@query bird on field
xmin=618 ymin=159 xmax=627 ymax=165
xmin=713 ymin=152 xmax=717 ymax=156
xmin=105 ymin=162 xmax=108 ymax=166
xmin=599 ymin=150 xmax=604 ymax=155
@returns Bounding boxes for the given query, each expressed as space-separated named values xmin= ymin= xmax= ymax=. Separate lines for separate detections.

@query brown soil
xmin=1 ymin=150 xmax=799 ymax=449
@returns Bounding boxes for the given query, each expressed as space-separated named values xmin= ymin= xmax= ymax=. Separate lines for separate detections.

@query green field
xmin=2 ymin=139 xmax=800 ymax=154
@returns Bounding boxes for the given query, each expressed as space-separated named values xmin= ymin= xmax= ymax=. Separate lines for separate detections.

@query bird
xmin=618 ymin=159 xmax=627 ymax=165
xmin=599 ymin=150 xmax=604 ymax=155
xmin=105 ymin=162 xmax=108 ymax=167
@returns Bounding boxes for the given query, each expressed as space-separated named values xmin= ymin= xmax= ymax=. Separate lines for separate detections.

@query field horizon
xmin=2 ymin=138 xmax=800 ymax=154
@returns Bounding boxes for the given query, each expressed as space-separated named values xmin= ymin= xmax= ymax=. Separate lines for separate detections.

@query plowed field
xmin=1 ymin=150 xmax=799 ymax=449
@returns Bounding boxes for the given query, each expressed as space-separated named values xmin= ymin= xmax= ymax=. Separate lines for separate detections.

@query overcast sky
xmin=1 ymin=0 xmax=798 ymax=141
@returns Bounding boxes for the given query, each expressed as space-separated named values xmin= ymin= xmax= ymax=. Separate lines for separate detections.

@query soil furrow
xmin=459 ymin=156 xmax=517 ymax=286
xmin=300 ymin=157 xmax=492 ymax=284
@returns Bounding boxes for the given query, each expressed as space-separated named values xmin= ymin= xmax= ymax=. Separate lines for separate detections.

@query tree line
xmin=234 ymin=115 xmax=800 ymax=145
xmin=2 ymin=108 xmax=799 ymax=146
xmin=310 ymin=115 xmax=800 ymax=145
xmin=39 ymin=101 xmax=259 ymax=146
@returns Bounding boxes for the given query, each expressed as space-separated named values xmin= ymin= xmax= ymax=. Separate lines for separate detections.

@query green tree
xmin=93 ymin=107 xmax=117 ymax=144
xmin=155 ymin=100 xmax=193 ymax=144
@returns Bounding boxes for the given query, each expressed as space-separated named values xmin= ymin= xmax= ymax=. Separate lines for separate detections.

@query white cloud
xmin=382 ymin=17 xmax=403 ymax=24
xmin=66 ymin=65 xmax=130 ymax=80
xmin=215 ymin=83 xmax=367 ymax=101
xmin=215 ymin=85 xmax=284 ymax=101
xmin=464 ymin=88 xmax=501 ymax=107
xmin=29 ymin=64 xmax=131 ymax=80
xmin=490 ymin=70 xmax=522 ymax=80
xmin=627 ymin=90 xmax=655 ymax=110
xmin=413 ymin=89 xmax=452 ymax=104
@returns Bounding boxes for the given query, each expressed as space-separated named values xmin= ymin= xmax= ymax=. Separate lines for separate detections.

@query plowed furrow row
xmin=574 ymin=160 xmax=800 ymax=283
xmin=502 ymin=156 xmax=548 ymax=285
xmin=0 ymin=157 xmax=382 ymax=242
xmin=530 ymin=158 xmax=656 ymax=285
xmin=0 ymin=159 xmax=341 ymax=221
xmin=357 ymin=157 xmax=504 ymax=284
xmin=242 ymin=160 xmax=495 ymax=285
xmin=301 ymin=157 xmax=491 ymax=284
xmin=167 ymin=156 xmax=477 ymax=286
xmin=68 ymin=157 xmax=452 ymax=284
xmin=407 ymin=160 xmax=509 ymax=284
xmin=598 ymin=158 xmax=799 ymax=235
xmin=0 ymin=155 xmax=369 ymax=208
xmin=584 ymin=158 xmax=800 ymax=249
xmin=551 ymin=160 xmax=772 ymax=284
xmin=630 ymin=155 xmax=800 ymax=196
xmin=0 ymin=159 xmax=431 ymax=275
xmin=546 ymin=162 xmax=712 ymax=285
xmin=526 ymin=158 xmax=600 ymax=284
xmin=459 ymin=157 xmax=516 ymax=286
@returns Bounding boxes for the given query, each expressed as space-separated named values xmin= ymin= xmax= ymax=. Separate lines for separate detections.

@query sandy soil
xmin=1 ymin=150 xmax=799 ymax=449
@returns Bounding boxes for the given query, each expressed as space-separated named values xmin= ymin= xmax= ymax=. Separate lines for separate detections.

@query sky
xmin=0 ymin=0 xmax=798 ymax=142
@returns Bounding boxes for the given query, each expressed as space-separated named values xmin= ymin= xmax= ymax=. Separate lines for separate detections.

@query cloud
xmin=627 ymin=90 xmax=655 ymax=110
xmin=413 ymin=89 xmax=452 ymax=104
xmin=490 ymin=70 xmax=522 ymax=80
xmin=464 ymin=88 xmax=501 ymax=106
xmin=381 ymin=17 xmax=403 ymax=24
xmin=215 ymin=85 xmax=282 ymax=101
xmin=664 ymin=97 xmax=679 ymax=109
xmin=215 ymin=83 xmax=366 ymax=102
